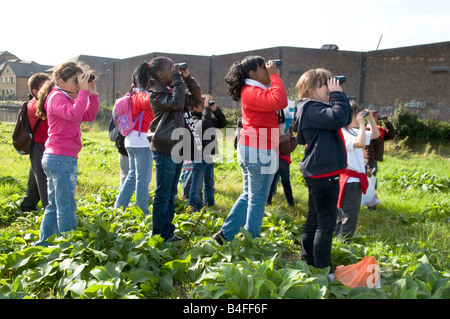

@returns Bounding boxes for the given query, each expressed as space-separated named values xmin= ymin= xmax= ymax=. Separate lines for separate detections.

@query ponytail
xmin=224 ymin=56 xmax=265 ymax=101
xmin=135 ymin=61 xmax=152 ymax=91
xmin=36 ymin=80 xmax=54 ymax=120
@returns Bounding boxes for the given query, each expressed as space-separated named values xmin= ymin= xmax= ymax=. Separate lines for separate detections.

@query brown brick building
xmin=105 ymin=41 xmax=449 ymax=120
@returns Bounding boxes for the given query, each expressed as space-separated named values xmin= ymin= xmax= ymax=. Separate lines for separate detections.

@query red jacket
xmin=239 ymin=74 xmax=288 ymax=149
xmin=27 ymin=99 xmax=48 ymax=144
xmin=131 ymin=91 xmax=155 ymax=133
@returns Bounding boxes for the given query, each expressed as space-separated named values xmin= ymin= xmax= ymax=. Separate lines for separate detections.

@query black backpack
xmin=12 ymin=101 xmax=41 ymax=155
xmin=108 ymin=118 xmax=128 ymax=157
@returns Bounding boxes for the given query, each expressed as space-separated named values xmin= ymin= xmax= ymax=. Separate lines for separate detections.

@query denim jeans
xmin=221 ymin=144 xmax=277 ymax=241
xmin=188 ymin=159 xmax=215 ymax=211
xmin=152 ymin=151 xmax=183 ymax=240
xmin=301 ymin=175 xmax=340 ymax=271
xmin=114 ymin=147 xmax=152 ymax=215
xmin=35 ymin=154 xmax=78 ymax=247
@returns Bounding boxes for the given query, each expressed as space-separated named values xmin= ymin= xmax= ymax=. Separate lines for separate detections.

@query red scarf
xmin=338 ymin=169 xmax=369 ymax=208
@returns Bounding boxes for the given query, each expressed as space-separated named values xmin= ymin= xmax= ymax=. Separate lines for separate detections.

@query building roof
xmin=0 ymin=59 xmax=53 ymax=77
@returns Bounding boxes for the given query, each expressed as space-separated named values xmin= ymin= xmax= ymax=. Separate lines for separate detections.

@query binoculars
xmin=332 ymin=75 xmax=346 ymax=84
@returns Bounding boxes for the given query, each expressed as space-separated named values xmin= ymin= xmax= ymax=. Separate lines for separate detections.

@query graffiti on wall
xmin=405 ymin=99 xmax=426 ymax=109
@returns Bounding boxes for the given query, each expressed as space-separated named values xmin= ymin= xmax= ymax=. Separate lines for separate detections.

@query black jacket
xmin=293 ymin=91 xmax=352 ymax=177
xmin=148 ymin=74 xmax=202 ymax=159
xmin=191 ymin=106 xmax=227 ymax=159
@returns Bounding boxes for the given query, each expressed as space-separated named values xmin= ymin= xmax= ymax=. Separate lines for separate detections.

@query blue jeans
xmin=152 ymin=151 xmax=183 ymax=240
xmin=301 ymin=175 xmax=340 ymax=270
xmin=114 ymin=147 xmax=152 ymax=215
xmin=35 ymin=154 xmax=78 ymax=246
xmin=221 ymin=144 xmax=277 ymax=241
xmin=188 ymin=159 xmax=215 ymax=211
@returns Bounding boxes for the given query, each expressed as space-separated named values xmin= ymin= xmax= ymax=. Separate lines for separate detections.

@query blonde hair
xmin=295 ymin=68 xmax=331 ymax=100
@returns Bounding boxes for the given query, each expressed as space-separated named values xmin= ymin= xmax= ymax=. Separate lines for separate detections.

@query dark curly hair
xmin=224 ymin=55 xmax=265 ymax=101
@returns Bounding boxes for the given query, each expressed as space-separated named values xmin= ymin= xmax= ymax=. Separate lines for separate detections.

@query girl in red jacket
xmin=213 ymin=56 xmax=288 ymax=244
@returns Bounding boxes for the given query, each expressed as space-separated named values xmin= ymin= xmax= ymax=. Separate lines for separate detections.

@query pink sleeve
xmin=49 ymin=90 xmax=90 ymax=121
xmin=82 ymin=93 xmax=100 ymax=122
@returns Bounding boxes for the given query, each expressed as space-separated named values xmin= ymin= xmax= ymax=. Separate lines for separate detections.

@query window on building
xmin=11 ymin=77 xmax=15 ymax=84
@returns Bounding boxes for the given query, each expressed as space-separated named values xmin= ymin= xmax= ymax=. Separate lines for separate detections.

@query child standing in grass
xmin=148 ymin=56 xmax=202 ymax=242
xmin=21 ymin=73 xmax=51 ymax=212
xmin=213 ymin=56 xmax=288 ymax=244
xmin=293 ymin=68 xmax=352 ymax=272
xmin=114 ymin=62 xmax=155 ymax=215
xmin=35 ymin=62 xmax=99 ymax=246
xmin=188 ymin=95 xmax=227 ymax=211
xmin=335 ymin=102 xmax=379 ymax=240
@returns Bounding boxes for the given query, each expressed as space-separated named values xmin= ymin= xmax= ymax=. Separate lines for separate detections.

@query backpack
xmin=12 ymin=101 xmax=41 ymax=155
xmin=112 ymin=93 xmax=144 ymax=136
xmin=108 ymin=118 xmax=128 ymax=157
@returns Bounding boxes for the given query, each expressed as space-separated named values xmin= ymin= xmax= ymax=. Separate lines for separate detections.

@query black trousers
xmin=21 ymin=143 xmax=48 ymax=211
xmin=301 ymin=175 xmax=340 ymax=271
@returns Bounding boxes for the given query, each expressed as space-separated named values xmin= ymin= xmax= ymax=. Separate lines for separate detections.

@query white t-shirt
xmin=125 ymin=129 xmax=150 ymax=148
xmin=341 ymin=128 xmax=371 ymax=183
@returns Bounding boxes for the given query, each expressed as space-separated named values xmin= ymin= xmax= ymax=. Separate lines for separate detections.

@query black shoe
xmin=212 ymin=230 xmax=225 ymax=245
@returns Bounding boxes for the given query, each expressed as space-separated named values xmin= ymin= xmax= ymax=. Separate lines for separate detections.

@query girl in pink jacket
xmin=35 ymin=61 xmax=99 ymax=246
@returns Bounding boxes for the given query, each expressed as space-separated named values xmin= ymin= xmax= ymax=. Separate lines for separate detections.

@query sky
xmin=3 ymin=0 xmax=450 ymax=66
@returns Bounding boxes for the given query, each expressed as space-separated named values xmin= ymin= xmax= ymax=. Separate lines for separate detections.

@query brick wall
xmin=107 ymin=42 xmax=450 ymax=121
xmin=364 ymin=42 xmax=450 ymax=119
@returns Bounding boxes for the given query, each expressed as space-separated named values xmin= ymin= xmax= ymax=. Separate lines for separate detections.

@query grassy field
xmin=0 ymin=121 xmax=449 ymax=299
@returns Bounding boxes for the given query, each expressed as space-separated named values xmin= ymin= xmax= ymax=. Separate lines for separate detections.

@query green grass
xmin=0 ymin=121 xmax=449 ymax=299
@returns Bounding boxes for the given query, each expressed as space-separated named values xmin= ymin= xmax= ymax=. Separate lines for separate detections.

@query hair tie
xmin=147 ymin=62 xmax=150 ymax=71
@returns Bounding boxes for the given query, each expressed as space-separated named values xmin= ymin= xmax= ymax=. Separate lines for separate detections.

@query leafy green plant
xmin=0 ymin=122 xmax=449 ymax=299
xmin=380 ymin=169 xmax=449 ymax=193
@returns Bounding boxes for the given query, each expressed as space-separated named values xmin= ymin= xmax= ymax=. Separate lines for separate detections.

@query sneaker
xmin=328 ymin=273 xmax=335 ymax=282
xmin=212 ymin=230 xmax=226 ymax=246
xmin=165 ymin=234 xmax=182 ymax=243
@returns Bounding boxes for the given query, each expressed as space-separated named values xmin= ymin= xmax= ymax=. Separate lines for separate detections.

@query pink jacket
xmin=44 ymin=88 xmax=99 ymax=158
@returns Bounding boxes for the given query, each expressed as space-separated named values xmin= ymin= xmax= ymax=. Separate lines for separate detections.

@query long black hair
xmin=224 ymin=55 xmax=265 ymax=101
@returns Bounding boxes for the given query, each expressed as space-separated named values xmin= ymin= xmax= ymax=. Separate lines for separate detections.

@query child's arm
xmin=183 ymin=75 xmax=202 ymax=109
xmin=150 ymin=74 xmax=186 ymax=113
xmin=82 ymin=93 xmax=99 ymax=122
xmin=353 ymin=111 xmax=368 ymax=148
xmin=50 ymin=90 xmax=90 ymax=121
xmin=248 ymin=74 xmax=288 ymax=112
xmin=366 ymin=111 xmax=380 ymax=140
